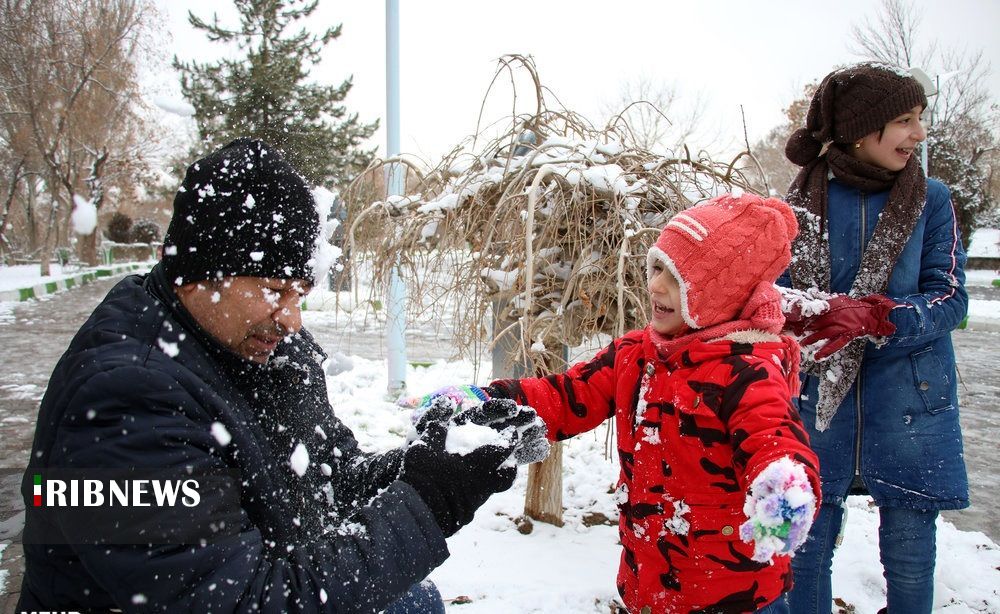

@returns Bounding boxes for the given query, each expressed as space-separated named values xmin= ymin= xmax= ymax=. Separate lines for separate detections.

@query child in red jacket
xmin=484 ymin=193 xmax=821 ymax=614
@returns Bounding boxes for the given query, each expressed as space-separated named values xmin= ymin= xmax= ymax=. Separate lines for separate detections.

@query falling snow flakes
xmin=250 ymin=251 xmax=264 ymax=262
xmin=290 ymin=442 xmax=309 ymax=476
xmin=243 ymin=194 xmax=256 ymax=209
xmin=157 ymin=338 xmax=179 ymax=358
xmin=211 ymin=422 xmax=233 ymax=447
xmin=197 ymin=183 xmax=216 ymax=200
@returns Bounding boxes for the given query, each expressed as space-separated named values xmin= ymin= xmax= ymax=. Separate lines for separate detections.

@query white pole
xmin=385 ymin=0 xmax=407 ymax=396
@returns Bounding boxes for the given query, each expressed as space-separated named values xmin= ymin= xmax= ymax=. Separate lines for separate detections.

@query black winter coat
xmin=17 ymin=266 xmax=449 ymax=612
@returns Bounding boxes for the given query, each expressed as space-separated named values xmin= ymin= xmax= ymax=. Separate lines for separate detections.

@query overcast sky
xmin=154 ymin=0 xmax=1000 ymax=165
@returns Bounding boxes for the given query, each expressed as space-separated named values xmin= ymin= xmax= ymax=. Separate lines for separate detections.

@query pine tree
xmin=174 ymin=0 xmax=377 ymax=185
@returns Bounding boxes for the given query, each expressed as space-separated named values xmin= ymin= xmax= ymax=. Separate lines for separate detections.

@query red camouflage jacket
xmin=492 ymin=328 xmax=820 ymax=614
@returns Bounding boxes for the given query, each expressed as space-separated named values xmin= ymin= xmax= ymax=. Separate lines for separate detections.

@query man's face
xmin=177 ymin=276 xmax=312 ymax=363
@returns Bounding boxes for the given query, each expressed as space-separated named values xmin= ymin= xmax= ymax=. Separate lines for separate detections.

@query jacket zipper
xmin=854 ymin=192 xmax=867 ymax=484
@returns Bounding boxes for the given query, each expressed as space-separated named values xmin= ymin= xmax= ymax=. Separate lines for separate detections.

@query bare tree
xmin=747 ymin=82 xmax=817 ymax=196
xmin=848 ymin=0 xmax=935 ymax=68
xmin=0 ymin=0 xmax=156 ymax=271
xmin=602 ymin=77 xmax=719 ymax=154
xmin=850 ymin=0 xmax=998 ymax=246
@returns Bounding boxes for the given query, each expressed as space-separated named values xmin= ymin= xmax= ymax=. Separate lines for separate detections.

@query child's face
xmin=852 ymin=105 xmax=927 ymax=171
xmin=648 ymin=261 xmax=685 ymax=335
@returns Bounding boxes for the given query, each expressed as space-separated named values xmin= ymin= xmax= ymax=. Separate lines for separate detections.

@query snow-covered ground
xmin=967 ymin=228 xmax=999 ymax=260
xmin=326 ymin=355 xmax=1000 ymax=613
xmin=1 ymin=263 xmax=997 ymax=610
xmin=0 ymin=264 xmax=79 ymax=292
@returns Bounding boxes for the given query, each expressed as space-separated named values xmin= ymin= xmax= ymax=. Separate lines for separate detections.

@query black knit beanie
xmin=161 ymin=138 xmax=320 ymax=286
xmin=785 ymin=62 xmax=928 ymax=166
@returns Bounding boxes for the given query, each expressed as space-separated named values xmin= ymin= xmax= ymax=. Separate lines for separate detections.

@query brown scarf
xmin=786 ymin=145 xmax=926 ymax=431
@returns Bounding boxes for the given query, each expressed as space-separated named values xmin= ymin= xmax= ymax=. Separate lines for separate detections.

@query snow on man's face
xmin=177 ymin=276 xmax=311 ymax=363
xmin=647 ymin=261 xmax=685 ymax=336
xmin=852 ymin=105 xmax=927 ymax=172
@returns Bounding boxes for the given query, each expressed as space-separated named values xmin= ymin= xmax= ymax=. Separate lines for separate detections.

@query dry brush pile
xmin=343 ymin=55 xmax=767 ymax=375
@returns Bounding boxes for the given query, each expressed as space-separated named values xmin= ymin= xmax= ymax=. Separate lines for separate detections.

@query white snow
xmin=967 ymin=228 xmax=999 ymax=259
xmin=444 ymin=422 xmax=505 ymax=455
xmin=157 ymin=338 xmax=179 ymax=357
xmin=289 ymin=442 xmax=309 ymax=476
xmin=70 ymin=195 xmax=98 ymax=235
xmin=308 ymin=186 xmax=342 ymax=288
xmin=249 ymin=251 xmax=264 ymax=262
xmin=316 ymin=352 xmax=1000 ymax=613
xmin=210 ymin=422 xmax=232 ymax=447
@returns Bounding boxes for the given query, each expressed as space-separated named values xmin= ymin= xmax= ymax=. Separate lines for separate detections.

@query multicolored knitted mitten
xmin=739 ymin=456 xmax=816 ymax=563
xmin=398 ymin=384 xmax=492 ymax=424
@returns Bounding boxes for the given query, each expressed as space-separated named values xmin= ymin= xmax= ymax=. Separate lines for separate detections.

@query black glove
xmin=400 ymin=416 xmax=516 ymax=537
xmin=412 ymin=394 xmax=455 ymax=439
xmin=454 ymin=398 xmax=550 ymax=465
xmin=481 ymin=384 xmax=509 ymax=400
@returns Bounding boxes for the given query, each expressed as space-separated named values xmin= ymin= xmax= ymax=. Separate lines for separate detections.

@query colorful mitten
xmin=739 ymin=457 xmax=816 ymax=563
xmin=398 ymin=384 xmax=492 ymax=424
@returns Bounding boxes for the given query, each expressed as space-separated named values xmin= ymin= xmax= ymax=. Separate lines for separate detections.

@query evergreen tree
xmin=174 ymin=0 xmax=377 ymax=185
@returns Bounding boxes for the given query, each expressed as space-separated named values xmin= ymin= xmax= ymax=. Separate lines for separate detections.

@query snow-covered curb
xmin=0 ymin=263 xmax=150 ymax=303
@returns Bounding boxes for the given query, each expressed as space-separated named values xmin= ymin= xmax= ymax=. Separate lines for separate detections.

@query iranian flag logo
xmin=33 ymin=473 xmax=42 ymax=506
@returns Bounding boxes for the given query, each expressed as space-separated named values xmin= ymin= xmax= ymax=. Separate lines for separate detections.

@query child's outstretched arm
xmin=720 ymin=353 xmax=821 ymax=560
xmin=488 ymin=334 xmax=629 ymax=440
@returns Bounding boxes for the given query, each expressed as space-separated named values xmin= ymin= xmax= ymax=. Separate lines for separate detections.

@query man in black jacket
xmin=17 ymin=139 xmax=540 ymax=612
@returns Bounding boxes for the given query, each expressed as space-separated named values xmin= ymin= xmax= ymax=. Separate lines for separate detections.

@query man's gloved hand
xmin=801 ymin=294 xmax=897 ymax=360
xmin=400 ymin=415 xmax=516 ymax=538
xmin=454 ymin=398 xmax=550 ymax=465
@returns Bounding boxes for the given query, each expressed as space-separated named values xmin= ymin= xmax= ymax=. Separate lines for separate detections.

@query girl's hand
xmin=801 ymin=294 xmax=897 ymax=359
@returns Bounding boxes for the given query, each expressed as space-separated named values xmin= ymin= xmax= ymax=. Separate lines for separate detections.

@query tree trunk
xmin=25 ymin=178 xmax=37 ymax=254
xmin=39 ymin=172 xmax=63 ymax=277
xmin=492 ymin=301 xmax=564 ymax=526
xmin=79 ymin=149 xmax=109 ymax=266
xmin=78 ymin=230 xmax=98 ymax=266
xmin=524 ymin=441 xmax=564 ymax=526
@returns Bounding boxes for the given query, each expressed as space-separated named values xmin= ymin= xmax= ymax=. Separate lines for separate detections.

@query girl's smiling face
xmin=852 ymin=105 xmax=927 ymax=171
xmin=648 ymin=261 xmax=686 ymax=335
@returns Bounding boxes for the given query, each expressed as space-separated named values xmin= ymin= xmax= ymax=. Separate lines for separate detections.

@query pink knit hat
xmin=647 ymin=193 xmax=799 ymax=330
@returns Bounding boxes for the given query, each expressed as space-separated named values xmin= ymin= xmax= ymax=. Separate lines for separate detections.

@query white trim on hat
xmin=646 ymin=245 xmax=699 ymax=329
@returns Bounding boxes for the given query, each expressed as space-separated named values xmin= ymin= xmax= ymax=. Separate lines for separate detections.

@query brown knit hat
xmin=785 ymin=62 xmax=928 ymax=165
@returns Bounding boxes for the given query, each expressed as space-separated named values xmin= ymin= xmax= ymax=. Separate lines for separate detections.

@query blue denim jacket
xmin=779 ymin=177 xmax=969 ymax=510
